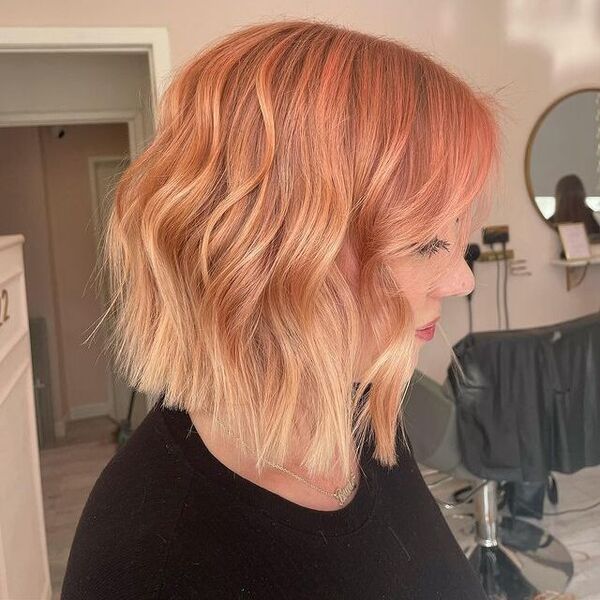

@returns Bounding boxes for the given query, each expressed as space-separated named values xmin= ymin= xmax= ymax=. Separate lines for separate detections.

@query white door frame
xmin=0 ymin=27 xmax=172 ymax=117
xmin=0 ymin=109 xmax=144 ymax=158
xmin=87 ymin=154 xmax=131 ymax=421
xmin=0 ymin=28 xmax=172 ymax=431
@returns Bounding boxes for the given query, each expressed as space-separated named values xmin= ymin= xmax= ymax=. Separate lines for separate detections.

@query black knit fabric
xmin=62 ymin=398 xmax=487 ymax=599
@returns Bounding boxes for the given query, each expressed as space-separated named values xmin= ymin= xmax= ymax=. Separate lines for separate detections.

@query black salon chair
xmin=404 ymin=368 xmax=574 ymax=600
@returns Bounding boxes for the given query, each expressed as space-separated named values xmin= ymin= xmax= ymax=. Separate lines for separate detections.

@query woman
xmin=550 ymin=173 xmax=600 ymax=235
xmin=62 ymin=19 xmax=501 ymax=599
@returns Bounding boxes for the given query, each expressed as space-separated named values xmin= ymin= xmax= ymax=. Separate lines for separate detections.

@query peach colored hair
xmin=99 ymin=19 xmax=502 ymax=478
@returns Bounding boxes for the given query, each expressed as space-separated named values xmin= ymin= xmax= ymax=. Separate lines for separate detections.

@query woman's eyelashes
xmin=418 ymin=237 xmax=451 ymax=258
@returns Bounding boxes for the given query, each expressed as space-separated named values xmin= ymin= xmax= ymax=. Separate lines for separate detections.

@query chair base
xmin=466 ymin=516 xmax=573 ymax=600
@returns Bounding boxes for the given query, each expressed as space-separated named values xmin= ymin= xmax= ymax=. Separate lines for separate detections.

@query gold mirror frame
xmin=524 ymin=87 xmax=600 ymax=232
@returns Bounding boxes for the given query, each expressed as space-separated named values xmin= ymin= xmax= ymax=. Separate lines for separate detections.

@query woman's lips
xmin=415 ymin=317 xmax=440 ymax=341
xmin=415 ymin=324 xmax=436 ymax=341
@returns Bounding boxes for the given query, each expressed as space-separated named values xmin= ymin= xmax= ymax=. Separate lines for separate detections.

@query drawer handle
xmin=0 ymin=288 xmax=10 ymax=327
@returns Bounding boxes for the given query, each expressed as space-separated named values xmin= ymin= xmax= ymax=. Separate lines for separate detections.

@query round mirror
xmin=525 ymin=88 xmax=600 ymax=241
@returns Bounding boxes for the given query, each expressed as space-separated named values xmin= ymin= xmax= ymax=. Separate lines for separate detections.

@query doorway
xmin=0 ymin=28 xmax=169 ymax=599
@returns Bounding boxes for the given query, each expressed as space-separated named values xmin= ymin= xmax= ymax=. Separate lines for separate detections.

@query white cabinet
xmin=0 ymin=235 xmax=51 ymax=599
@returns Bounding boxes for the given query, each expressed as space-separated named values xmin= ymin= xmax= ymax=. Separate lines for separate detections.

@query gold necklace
xmin=206 ymin=415 xmax=358 ymax=506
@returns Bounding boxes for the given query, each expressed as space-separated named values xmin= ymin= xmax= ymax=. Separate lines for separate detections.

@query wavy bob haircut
xmin=99 ymin=19 xmax=502 ymax=479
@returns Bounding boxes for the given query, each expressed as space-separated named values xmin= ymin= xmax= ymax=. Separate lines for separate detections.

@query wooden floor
xmin=39 ymin=417 xmax=600 ymax=599
xmin=39 ymin=416 xmax=118 ymax=599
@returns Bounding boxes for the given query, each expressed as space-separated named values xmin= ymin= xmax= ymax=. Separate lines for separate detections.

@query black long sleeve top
xmin=61 ymin=396 xmax=487 ymax=599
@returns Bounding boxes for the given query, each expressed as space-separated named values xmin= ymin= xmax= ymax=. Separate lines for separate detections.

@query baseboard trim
xmin=69 ymin=402 xmax=111 ymax=421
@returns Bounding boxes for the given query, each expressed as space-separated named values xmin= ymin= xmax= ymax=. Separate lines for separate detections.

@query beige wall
xmin=2 ymin=1 xmax=600 ymax=384
xmin=39 ymin=123 xmax=129 ymax=416
xmin=0 ymin=124 xmax=129 ymax=426
xmin=0 ymin=127 xmax=64 ymax=430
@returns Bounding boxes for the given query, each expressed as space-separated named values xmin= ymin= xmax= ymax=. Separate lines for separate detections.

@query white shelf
xmin=550 ymin=254 xmax=600 ymax=290
xmin=550 ymin=255 xmax=600 ymax=268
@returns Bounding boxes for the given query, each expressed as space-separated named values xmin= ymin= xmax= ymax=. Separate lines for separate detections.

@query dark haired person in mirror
xmin=550 ymin=173 xmax=600 ymax=235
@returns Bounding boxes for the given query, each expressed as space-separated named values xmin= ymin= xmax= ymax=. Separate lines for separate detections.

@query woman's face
xmin=392 ymin=216 xmax=475 ymax=344
xmin=340 ymin=216 xmax=475 ymax=374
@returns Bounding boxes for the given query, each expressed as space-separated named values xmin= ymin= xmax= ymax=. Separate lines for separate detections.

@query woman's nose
xmin=434 ymin=259 xmax=475 ymax=298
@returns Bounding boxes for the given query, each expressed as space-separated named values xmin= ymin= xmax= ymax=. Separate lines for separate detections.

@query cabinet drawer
xmin=0 ymin=243 xmax=27 ymax=365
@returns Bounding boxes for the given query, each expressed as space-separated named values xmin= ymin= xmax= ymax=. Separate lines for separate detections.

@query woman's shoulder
xmin=61 ymin=403 xmax=197 ymax=599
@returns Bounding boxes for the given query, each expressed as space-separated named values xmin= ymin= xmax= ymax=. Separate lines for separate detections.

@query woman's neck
xmin=189 ymin=410 xmax=360 ymax=511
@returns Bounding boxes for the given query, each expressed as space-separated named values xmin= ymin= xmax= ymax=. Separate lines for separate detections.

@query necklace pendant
xmin=333 ymin=474 xmax=357 ymax=505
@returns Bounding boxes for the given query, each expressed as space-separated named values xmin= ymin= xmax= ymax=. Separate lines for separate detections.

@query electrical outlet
xmin=479 ymin=249 xmax=514 ymax=262
xmin=482 ymin=225 xmax=509 ymax=245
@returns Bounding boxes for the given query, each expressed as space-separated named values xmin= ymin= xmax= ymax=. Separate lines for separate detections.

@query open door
xmin=88 ymin=155 xmax=135 ymax=423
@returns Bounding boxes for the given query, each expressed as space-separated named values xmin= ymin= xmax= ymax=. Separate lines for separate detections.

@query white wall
xmin=2 ymin=0 xmax=599 ymax=384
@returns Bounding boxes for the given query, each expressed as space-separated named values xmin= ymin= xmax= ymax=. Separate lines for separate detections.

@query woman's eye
xmin=418 ymin=237 xmax=450 ymax=258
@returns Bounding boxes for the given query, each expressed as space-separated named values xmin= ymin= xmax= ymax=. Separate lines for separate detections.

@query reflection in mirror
xmin=550 ymin=174 xmax=600 ymax=235
xmin=525 ymin=89 xmax=600 ymax=240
